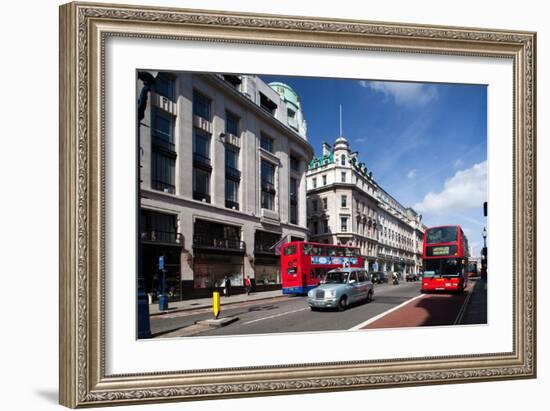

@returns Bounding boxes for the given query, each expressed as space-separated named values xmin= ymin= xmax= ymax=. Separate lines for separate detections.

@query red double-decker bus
xmin=280 ymin=242 xmax=364 ymax=294
xmin=421 ymin=225 xmax=469 ymax=293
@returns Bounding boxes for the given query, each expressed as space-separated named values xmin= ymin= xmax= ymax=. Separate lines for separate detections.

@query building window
xmin=226 ymin=111 xmax=239 ymax=136
xmin=222 ymin=74 xmax=242 ymax=88
xmin=312 ymin=220 xmax=319 ymax=235
xmin=341 ymin=172 xmax=347 ymax=182
xmin=225 ymin=179 xmax=239 ymax=209
xmin=193 ymin=91 xmax=210 ymax=120
xmin=322 ymin=219 xmax=329 ymax=233
xmin=152 ymin=108 xmax=175 ymax=152
xmin=193 ymin=128 xmax=211 ymax=166
xmin=140 ymin=210 xmax=178 ymax=243
xmin=323 ymin=197 xmax=328 ymax=210
xmin=151 ymin=106 xmax=176 ymax=193
xmin=322 ymin=174 xmax=327 ymax=185
xmin=259 ymin=92 xmax=277 ymax=115
xmin=225 ymin=145 xmax=239 ymax=170
xmin=225 ymin=146 xmax=240 ymax=209
xmin=152 ymin=151 xmax=175 ymax=193
xmin=153 ymin=73 xmax=175 ymax=100
xmin=341 ymin=195 xmax=347 ymax=208
xmin=341 ymin=154 xmax=346 ymax=166
xmin=193 ymin=168 xmax=210 ymax=202
xmin=261 ymin=160 xmax=276 ymax=210
xmin=341 ymin=217 xmax=348 ymax=232
xmin=192 ymin=117 xmax=211 ymax=202
xmin=290 ymin=177 xmax=298 ymax=224
xmin=312 ymin=199 xmax=318 ymax=212
xmin=290 ymin=155 xmax=300 ymax=172
xmin=312 ymin=177 xmax=317 ymax=189
xmin=260 ymin=133 xmax=274 ymax=152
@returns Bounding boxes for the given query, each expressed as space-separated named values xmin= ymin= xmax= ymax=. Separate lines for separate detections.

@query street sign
xmin=159 ymin=255 xmax=164 ymax=270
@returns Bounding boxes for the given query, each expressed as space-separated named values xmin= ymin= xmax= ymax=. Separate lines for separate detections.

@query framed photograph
xmin=59 ymin=1 xmax=536 ymax=408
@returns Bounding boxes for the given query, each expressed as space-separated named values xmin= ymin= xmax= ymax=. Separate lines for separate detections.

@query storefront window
xmin=193 ymin=253 xmax=244 ymax=288
xmin=254 ymin=264 xmax=280 ymax=285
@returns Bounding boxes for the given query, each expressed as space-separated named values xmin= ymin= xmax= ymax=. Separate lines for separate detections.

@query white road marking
xmin=454 ymin=283 xmax=475 ymax=325
xmin=243 ymin=307 xmax=309 ymax=325
xmin=348 ymin=294 xmax=426 ymax=330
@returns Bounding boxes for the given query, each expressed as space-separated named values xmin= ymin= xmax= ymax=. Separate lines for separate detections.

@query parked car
xmin=370 ymin=271 xmax=388 ymax=284
xmin=308 ymin=268 xmax=374 ymax=311
xmin=406 ymin=272 xmax=419 ymax=282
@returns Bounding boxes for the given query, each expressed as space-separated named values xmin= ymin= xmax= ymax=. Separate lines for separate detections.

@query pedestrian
xmin=224 ymin=275 xmax=232 ymax=297
xmin=244 ymin=276 xmax=252 ymax=295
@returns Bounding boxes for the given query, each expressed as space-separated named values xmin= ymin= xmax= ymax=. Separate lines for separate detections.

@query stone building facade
xmin=306 ymin=136 xmax=425 ymax=275
xmin=138 ymin=71 xmax=313 ymax=300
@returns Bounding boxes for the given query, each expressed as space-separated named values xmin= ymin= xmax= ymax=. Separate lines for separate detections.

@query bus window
xmin=302 ymin=244 xmax=312 ymax=255
xmin=344 ymin=248 xmax=356 ymax=257
xmin=284 ymin=245 xmax=297 ymax=256
xmin=313 ymin=246 xmax=322 ymax=255
xmin=335 ymin=247 xmax=344 ymax=256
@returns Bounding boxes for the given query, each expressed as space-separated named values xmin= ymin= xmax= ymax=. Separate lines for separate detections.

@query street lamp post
xmin=481 ymin=227 xmax=488 ymax=279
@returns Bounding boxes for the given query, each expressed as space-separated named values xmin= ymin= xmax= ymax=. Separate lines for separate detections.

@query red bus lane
xmin=360 ymin=282 xmax=474 ymax=329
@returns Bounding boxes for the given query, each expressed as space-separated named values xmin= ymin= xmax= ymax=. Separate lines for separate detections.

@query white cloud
xmin=407 ymin=169 xmax=417 ymax=179
xmin=359 ymin=80 xmax=438 ymax=106
xmin=414 ymin=161 xmax=487 ymax=215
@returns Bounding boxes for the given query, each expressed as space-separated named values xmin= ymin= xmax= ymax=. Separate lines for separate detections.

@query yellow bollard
xmin=212 ymin=291 xmax=220 ymax=319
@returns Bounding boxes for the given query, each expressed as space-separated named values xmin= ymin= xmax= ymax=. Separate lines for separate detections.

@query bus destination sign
xmin=432 ymin=246 xmax=450 ymax=256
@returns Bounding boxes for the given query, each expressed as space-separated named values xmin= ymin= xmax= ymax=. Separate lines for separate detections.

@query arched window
xmin=341 ymin=154 xmax=346 ymax=166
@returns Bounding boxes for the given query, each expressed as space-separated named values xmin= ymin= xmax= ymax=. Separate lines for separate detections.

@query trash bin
xmin=158 ymin=294 xmax=168 ymax=311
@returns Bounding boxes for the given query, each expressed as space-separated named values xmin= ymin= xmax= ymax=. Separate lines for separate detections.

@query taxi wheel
xmin=338 ymin=296 xmax=348 ymax=311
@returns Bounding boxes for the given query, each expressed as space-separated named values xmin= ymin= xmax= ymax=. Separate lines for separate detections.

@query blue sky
xmin=261 ymin=75 xmax=487 ymax=256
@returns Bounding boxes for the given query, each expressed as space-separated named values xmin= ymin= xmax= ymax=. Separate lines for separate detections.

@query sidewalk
xmin=459 ymin=277 xmax=487 ymax=324
xmin=149 ymin=289 xmax=286 ymax=316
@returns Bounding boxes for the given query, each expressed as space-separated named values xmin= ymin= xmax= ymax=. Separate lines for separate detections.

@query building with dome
xmin=306 ymin=135 xmax=424 ymax=275
xmin=137 ymin=72 xmax=313 ymax=300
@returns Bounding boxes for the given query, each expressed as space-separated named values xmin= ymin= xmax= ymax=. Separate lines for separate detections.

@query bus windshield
xmin=423 ymin=259 xmax=462 ymax=277
xmin=426 ymin=227 xmax=458 ymax=244
xmin=324 ymin=271 xmax=349 ymax=284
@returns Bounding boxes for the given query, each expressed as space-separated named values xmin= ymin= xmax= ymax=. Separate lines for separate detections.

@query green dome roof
xmin=268 ymin=82 xmax=300 ymax=108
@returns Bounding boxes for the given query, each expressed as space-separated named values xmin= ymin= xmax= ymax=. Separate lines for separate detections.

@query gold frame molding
xmin=59 ymin=1 xmax=536 ymax=408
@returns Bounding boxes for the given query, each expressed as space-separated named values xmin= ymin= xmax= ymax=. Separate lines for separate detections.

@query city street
xmin=151 ymin=279 xmax=484 ymax=338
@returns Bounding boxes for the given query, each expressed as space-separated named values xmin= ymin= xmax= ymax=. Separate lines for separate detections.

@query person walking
xmin=244 ymin=276 xmax=252 ymax=295
xmin=224 ymin=275 xmax=232 ymax=297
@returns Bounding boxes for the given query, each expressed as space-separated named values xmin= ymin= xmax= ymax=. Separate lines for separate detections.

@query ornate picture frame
xmin=59 ymin=1 xmax=536 ymax=407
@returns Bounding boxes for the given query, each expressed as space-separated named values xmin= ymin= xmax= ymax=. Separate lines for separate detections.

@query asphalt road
xmin=151 ymin=281 xmax=423 ymax=337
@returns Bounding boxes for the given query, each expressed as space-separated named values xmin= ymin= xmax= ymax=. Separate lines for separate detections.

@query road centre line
xmin=348 ymin=294 xmax=426 ymax=330
xmin=243 ymin=307 xmax=310 ymax=325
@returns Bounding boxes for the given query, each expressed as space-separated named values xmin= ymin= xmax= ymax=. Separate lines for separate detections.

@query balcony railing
xmin=141 ymin=230 xmax=183 ymax=246
xmin=193 ymin=235 xmax=245 ymax=252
